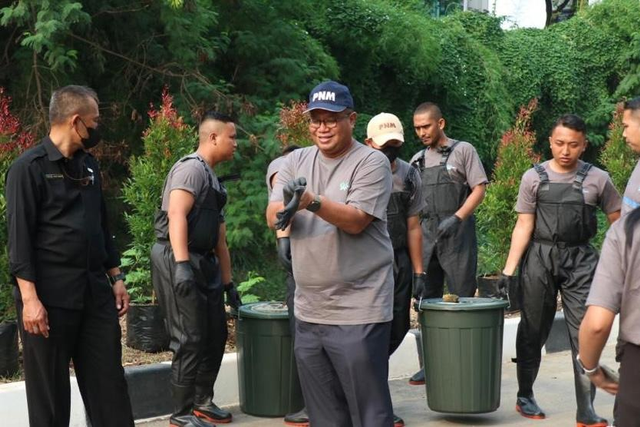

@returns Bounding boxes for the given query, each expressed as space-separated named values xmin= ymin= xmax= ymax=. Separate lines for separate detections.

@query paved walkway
xmin=138 ymin=345 xmax=617 ymax=426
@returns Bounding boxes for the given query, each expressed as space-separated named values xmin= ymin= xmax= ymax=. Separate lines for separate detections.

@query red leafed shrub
xmin=276 ymin=101 xmax=313 ymax=148
xmin=477 ymin=99 xmax=540 ymax=275
xmin=0 ymin=88 xmax=35 ymax=321
xmin=120 ymin=87 xmax=197 ymax=303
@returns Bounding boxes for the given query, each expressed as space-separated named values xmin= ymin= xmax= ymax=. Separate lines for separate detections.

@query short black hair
xmin=414 ymin=102 xmax=442 ymax=120
xmin=282 ymin=144 xmax=301 ymax=155
xmin=200 ymin=110 xmax=234 ymax=126
xmin=551 ymin=114 xmax=586 ymax=135
xmin=624 ymin=97 xmax=640 ymax=113
xmin=49 ymin=85 xmax=98 ymax=125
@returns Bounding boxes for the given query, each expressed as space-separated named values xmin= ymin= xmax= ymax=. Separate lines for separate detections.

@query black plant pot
xmin=477 ymin=275 xmax=520 ymax=312
xmin=0 ymin=320 xmax=19 ymax=377
xmin=126 ymin=304 xmax=170 ymax=353
xmin=477 ymin=275 xmax=500 ymax=298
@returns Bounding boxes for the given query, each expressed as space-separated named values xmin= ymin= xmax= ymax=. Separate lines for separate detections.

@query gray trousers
xmin=294 ymin=319 xmax=393 ymax=427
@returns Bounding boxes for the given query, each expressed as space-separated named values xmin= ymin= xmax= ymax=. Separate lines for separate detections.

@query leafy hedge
xmin=2 ymin=0 xmax=640 ymax=298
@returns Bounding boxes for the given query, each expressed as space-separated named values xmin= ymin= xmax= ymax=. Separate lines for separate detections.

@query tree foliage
xmin=1 ymin=0 xmax=640 ymax=296
xmin=600 ymin=103 xmax=637 ymax=194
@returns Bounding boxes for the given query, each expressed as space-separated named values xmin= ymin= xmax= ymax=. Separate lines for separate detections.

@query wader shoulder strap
xmin=533 ymin=164 xmax=550 ymax=192
xmin=573 ymin=162 xmax=593 ymax=190
xmin=439 ymin=140 xmax=460 ymax=166
xmin=533 ymin=164 xmax=549 ymax=184
xmin=180 ymin=154 xmax=214 ymax=188
xmin=411 ymin=149 xmax=427 ymax=171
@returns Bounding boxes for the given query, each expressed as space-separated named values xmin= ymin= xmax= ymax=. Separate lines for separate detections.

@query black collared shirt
xmin=5 ymin=137 xmax=119 ymax=309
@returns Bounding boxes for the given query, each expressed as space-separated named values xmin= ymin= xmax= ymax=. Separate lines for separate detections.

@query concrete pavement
xmin=137 ymin=345 xmax=617 ymax=427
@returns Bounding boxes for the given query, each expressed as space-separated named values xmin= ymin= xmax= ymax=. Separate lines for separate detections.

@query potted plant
xmin=476 ymin=99 xmax=540 ymax=310
xmin=120 ymin=88 xmax=197 ymax=352
xmin=0 ymin=88 xmax=35 ymax=376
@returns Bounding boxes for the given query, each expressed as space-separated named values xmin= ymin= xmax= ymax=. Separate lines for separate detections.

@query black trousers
xmin=152 ymin=243 xmax=227 ymax=398
xmin=618 ymin=342 xmax=640 ymax=426
xmin=294 ymin=320 xmax=393 ymax=427
xmin=389 ymin=249 xmax=412 ymax=356
xmin=16 ymin=291 xmax=133 ymax=427
xmin=516 ymin=242 xmax=600 ymax=418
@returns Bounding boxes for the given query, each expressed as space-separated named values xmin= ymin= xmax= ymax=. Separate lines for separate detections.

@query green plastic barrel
xmin=417 ymin=297 xmax=509 ymax=414
xmin=237 ymin=302 xmax=304 ymax=417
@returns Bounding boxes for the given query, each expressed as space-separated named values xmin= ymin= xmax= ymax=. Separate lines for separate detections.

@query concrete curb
xmin=0 ymin=310 xmax=619 ymax=426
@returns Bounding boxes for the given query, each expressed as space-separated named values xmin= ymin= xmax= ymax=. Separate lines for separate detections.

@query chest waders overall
xmin=387 ymin=169 xmax=417 ymax=356
xmin=515 ymin=163 xmax=607 ymax=426
xmin=150 ymin=155 xmax=231 ymax=426
xmin=414 ymin=141 xmax=477 ymax=297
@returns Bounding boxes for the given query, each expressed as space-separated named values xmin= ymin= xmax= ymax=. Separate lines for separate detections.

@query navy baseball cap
xmin=305 ymin=81 xmax=354 ymax=113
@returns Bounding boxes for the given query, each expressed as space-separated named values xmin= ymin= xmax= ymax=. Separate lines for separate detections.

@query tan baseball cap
xmin=367 ymin=113 xmax=404 ymax=147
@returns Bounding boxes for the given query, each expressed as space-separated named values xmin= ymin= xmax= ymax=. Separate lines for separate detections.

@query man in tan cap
xmin=366 ymin=112 xmax=425 ymax=427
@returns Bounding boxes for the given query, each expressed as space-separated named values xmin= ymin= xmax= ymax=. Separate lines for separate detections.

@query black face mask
xmin=77 ymin=119 xmax=102 ymax=149
xmin=381 ymin=145 xmax=401 ymax=163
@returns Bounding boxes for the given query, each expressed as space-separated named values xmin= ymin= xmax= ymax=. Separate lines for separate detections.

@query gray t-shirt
xmin=270 ymin=140 xmax=394 ymax=325
xmin=266 ymin=155 xmax=286 ymax=198
xmin=409 ymin=140 xmax=488 ymax=189
xmin=161 ymin=153 xmax=224 ymax=221
xmin=515 ymin=160 xmax=621 ymax=214
xmin=393 ymin=159 xmax=425 ymax=216
xmin=587 ymin=214 xmax=640 ymax=345
xmin=622 ymin=160 xmax=640 ymax=216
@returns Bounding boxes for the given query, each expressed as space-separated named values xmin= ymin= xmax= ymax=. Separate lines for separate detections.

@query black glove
xmin=436 ymin=215 xmax=462 ymax=240
xmin=496 ymin=272 xmax=516 ymax=300
xmin=275 ymin=177 xmax=307 ymax=230
xmin=173 ymin=261 xmax=195 ymax=297
xmin=224 ymin=281 xmax=243 ymax=311
xmin=412 ymin=272 xmax=428 ymax=301
xmin=277 ymin=237 xmax=293 ymax=273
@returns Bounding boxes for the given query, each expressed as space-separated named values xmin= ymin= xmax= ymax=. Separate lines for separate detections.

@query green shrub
xmin=477 ymin=100 xmax=540 ymax=275
xmin=121 ymin=88 xmax=197 ymax=303
xmin=600 ymin=103 xmax=638 ymax=193
xmin=0 ymin=88 xmax=35 ymax=322
xmin=591 ymin=103 xmax=639 ymax=249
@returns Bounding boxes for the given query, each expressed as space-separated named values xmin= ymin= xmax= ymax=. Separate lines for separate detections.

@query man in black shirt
xmin=5 ymin=85 xmax=134 ymax=427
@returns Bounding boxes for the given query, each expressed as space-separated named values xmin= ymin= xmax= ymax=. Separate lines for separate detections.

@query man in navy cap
xmin=266 ymin=81 xmax=396 ymax=427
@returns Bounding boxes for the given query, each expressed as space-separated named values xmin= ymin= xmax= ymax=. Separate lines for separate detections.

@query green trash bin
xmin=237 ymin=302 xmax=304 ymax=417
xmin=417 ymin=297 xmax=509 ymax=414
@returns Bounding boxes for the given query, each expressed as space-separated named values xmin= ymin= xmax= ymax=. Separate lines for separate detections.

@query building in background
xmin=427 ymin=0 xmax=601 ymax=29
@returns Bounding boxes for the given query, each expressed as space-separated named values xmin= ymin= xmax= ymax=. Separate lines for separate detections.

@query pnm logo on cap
xmin=311 ymin=91 xmax=336 ymax=103
xmin=379 ymin=122 xmax=397 ymax=130
xmin=305 ymin=81 xmax=354 ymax=113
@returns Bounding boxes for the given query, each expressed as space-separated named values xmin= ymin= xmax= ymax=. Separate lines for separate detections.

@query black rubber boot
xmin=574 ymin=365 xmax=607 ymax=427
xmin=284 ymin=407 xmax=309 ymax=426
xmin=193 ymin=400 xmax=231 ymax=424
xmin=516 ymin=396 xmax=546 ymax=420
xmin=408 ymin=368 xmax=425 ymax=385
xmin=170 ymin=384 xmax=217 ymax=427
xmin=516 ymin=363 xmax=545 ymax=420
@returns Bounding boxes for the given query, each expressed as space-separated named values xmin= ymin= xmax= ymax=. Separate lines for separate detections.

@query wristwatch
xmin=576 ymin=354 xmax=599 ymax=376
xmin=108 ymin=272 xmax=126 ymax=286
xmin=306 ymin=194 xmax=322 ymax=212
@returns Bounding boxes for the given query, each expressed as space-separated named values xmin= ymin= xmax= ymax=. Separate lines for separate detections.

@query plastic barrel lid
xmin=418 ymin=297 xmax=509 ymax=311
xmin=238 ymin=301 xmax=289 ymax=319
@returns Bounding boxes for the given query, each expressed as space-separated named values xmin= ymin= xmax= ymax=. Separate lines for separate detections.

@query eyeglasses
xmin=309 ymin=114 xmax=350 ymax=130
